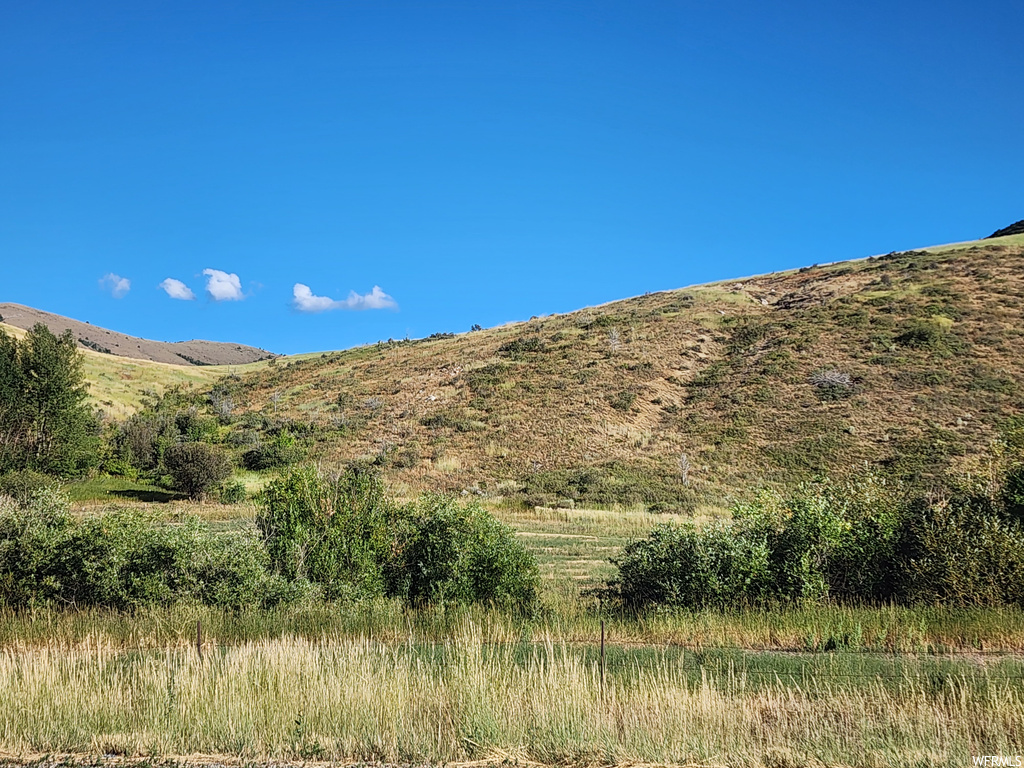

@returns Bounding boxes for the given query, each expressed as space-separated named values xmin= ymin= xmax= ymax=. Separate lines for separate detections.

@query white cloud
xmin=99 ymin=273 xmax=131 ymax=298
xmin=292 ymin=283 xmax=398 ymax=313
xmin=203 ymin=268 xmax=244 ymax=301
xmin=160 ymin=278 xmax=196 ymax=301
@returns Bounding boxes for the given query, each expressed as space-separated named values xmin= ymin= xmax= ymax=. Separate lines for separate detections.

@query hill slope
xmin=208 ymin=234 xmax=1024 ymax=508
xmin=0 ymin=303 xmax=277 ymax=366
xmin=0 ymin=321 xmax=278 ymax=419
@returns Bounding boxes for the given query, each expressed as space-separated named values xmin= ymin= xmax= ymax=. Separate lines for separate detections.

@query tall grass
xmin=0 ymin=623 xmax=1020 ymax=765
xmin=3 ymin=602 xmax=1024 ymax=654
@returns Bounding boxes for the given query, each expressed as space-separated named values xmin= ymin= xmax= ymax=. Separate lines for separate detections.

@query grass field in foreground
xmin=4 ymin=498 xmax=1022 ymax=765
xmin=0 ymin=626 xmax=1021 ymax=766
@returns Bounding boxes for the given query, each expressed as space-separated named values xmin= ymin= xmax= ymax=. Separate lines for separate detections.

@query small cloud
xmin=160 ymin=278 xmax=196 ymax=301
xmin=292 ymin=283 xmax=398 ymax=313
xmin=203 ymin=269 xmax=244 ymax=301
xmin=99 ymin=273 xmax=131 ymax=298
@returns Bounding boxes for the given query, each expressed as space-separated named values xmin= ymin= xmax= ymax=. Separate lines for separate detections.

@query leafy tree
xmin=164 ymin=442 xmax=232 ymax=500
xmin=0 ymin=332 xmax=28 ymax=471
xmin=0 ymin=325 xmax=97 ymax=475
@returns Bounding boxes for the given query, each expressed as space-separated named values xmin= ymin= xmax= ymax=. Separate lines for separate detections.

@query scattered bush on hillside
xmin=164 ymin=442 xmax=233 ymax=500
xmin=895 ymin=318 xmax=953 ymax=351
xmin=497 ymin=337 xmax=545 ymax=358
xmin=519 ymin=462 xmax=696 ymax=513
xmin=606 ymin=389 xmax=637 ymax=411
xmin=241 ymin=432 xmax=305 ymax=471
xmin=809 ymin=369 xmax=855 ymax=401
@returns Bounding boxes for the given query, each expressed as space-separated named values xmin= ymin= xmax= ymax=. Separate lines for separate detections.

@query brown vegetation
xmin=221 ymin=237 xmax=1024 ymax=506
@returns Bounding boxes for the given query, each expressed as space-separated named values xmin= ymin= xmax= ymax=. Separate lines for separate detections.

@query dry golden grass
xmin=1 ymin=623 xmax=1022 ymax=766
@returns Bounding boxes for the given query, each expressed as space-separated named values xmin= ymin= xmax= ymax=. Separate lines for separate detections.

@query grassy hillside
xmin=202 ymin=235 xmax=1024 ymax=508
xmin=0 ymin=322 xmax=273 ymax=419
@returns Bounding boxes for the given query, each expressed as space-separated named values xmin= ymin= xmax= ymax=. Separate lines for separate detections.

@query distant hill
xmin=0 ymin=303 xmax=278 ymax=366
xmin=987 ymin=220 xmax=1024 ymax=238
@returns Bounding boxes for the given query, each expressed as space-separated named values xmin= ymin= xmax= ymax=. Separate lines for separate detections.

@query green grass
xmin=63 ymin=475 xmax=182 ymax=504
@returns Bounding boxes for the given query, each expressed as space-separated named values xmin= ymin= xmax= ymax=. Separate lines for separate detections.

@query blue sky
xmin=2 ymin=1 xmax=1022 ymax=354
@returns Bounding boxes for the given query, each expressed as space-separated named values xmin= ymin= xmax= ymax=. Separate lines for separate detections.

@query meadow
xmin=2 ymin=624 xmax=1023 ymax=767
xmin=2 ymin=498 xmax=1024 ymax=766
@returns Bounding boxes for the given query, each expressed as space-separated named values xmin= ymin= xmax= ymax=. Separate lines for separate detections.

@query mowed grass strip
xmin=0 ymin=629 xmax=1021 ymax=766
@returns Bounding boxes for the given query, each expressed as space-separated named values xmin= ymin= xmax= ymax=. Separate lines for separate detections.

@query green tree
xmin=0 ymin=325 xmax=97 ymax=475
xmin=0 ymin=332 xmax=28 ymax=471
xmin=164 ymin=442 xmax=233 ymax=500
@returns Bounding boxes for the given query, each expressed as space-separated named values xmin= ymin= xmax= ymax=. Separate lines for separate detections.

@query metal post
xmin=600 ymin=619 xmax=606 ymax=696
xmin=196 ymin=619 xmax=202 ymax=661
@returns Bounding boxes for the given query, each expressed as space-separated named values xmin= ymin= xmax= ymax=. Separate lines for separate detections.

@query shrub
xmin=241 ymin=437 xmax=305 ymax=471
xmin=895 ymin=319 xmax=950 ymax=350
xmin=219 ymin=480 xmax=247 ymax=504
xmin=0 ymin=490 xmax=273 ymax=609
xmin=497 ymin=337 xmax=545 ymax=358
xmin=0 ymin=469 xmax=58 ymax=503
xmin=256 ymin=466 xmax=401 ymax=600
xmin=606 ymin=522 xmax=770 ymax=610
xmin=257 ymin=466 xmax=540 ymax=610
xmin=399 ymin=495 xmax=538 ymax=610
xmin=607 ymin=389 xmax=637 ymax=411
xmin=164 ymin=442 xmax=232 ymax=500
xmin=174 ymin=408 xmax=220 ymax=442
xmin=809 ymin=369 xmax=855 ymax=401
xmin=896 ymin=495 xmax=1024 ymax=606
xmin=519 ymin=462 xmax=695 ymax=512
xmin=601 ymin=475 xmax=1024 ymax=610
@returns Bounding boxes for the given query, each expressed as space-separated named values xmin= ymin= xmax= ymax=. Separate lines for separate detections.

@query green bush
xmin=400 ymin=495 xmax=538 ymax=610
xmin=895 ymin=319 xmax=950 ymax=351
xmin=607 ymin=522 xmax=770 ymax=610
xmin=219 ymin=480 xmax=248 ymax=504
xmin=0 ymin=489 xmax=274 ymax=609
xmin=896 ymin=495 xmax=1024 ymax=606
xmin=164 ymin=442 xmax=233 ymax=499
xmin=256 ymin=466 xmax=401 ymax=600
xmin=0 ymin=469 xmax=58 ymax=503
xmin=257 ymin=466 xmax=540 ymax=610
xmin=241 ymin=430 xmax=305 ymax=471
xmin=497 ymin=337 xmax=545 ymax=358
xmin=603 ymin=474 xmax=1024 ymax=610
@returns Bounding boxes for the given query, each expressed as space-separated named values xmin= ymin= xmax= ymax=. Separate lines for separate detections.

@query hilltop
xmin=209 ymin=233 xmax=1024 ymax=508
xmin=0 ymin=303 xmax=277 ymax=367
xmin=988 ymin=219 xmax=1024 ymax=238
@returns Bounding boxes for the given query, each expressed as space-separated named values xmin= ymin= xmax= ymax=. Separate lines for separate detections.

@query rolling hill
xmin=0 ymin=303 xmax=277 ymax=366
xmin=212 ymin=233 xmax=1024 ymax=507
xmin=8 ymin=233 xmax=1023 ymax=508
